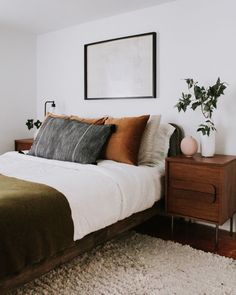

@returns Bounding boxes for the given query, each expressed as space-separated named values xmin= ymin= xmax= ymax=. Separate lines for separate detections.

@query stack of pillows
xmin=28 ymin=113 xmax=175 ymax=167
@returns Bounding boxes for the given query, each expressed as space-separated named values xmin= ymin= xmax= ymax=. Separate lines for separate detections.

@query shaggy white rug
xmin=10 ymin=232 xmax=236 ymax=295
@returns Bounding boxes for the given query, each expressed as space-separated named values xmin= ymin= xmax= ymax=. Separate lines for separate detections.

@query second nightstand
xmin=165 ymin=154 xmax=236 ymax=247
xmin=15 ymin=138 xmax=33 ymax=151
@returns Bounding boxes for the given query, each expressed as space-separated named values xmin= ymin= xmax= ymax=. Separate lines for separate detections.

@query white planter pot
xmin=200 ymin=132 xmax=215 ymax=157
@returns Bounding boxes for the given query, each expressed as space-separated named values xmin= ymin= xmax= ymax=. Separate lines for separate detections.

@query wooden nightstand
xmin=165 ymin=154 xmax=236 ymax=247
xmin=15 ymin=138 xmax=33 ymax=151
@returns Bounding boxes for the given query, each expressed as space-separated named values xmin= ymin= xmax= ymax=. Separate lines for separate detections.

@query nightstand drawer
xmin=169 ymin=162 xmax=221 ymax=185
xmin=170 ymin=179 xmax=216 ymax=195
xmin=168 ymin=185 xmax=219 ymax=222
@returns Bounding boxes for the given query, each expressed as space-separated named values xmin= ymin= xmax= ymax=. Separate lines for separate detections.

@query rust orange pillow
xmin=103 ymin=115 xmax=150 ymax=165
xmin=70 ymin=115 xmax=107 ymax=125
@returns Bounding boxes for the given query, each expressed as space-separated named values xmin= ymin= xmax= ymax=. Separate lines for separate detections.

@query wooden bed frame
xmin=0 ymin=124 xmax=183 ymax=294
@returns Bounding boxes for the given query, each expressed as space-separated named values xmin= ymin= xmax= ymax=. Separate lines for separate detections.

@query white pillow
xmin=138 ymin=115 xmax=161 ymax=165
xmin=139 ymin=122 xmax=175 ymax=169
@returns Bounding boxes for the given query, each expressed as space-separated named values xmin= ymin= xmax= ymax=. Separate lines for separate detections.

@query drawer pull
xmin=210 ymin=186 xmax=217 ymax=203
xmin=171 ymin=180 xmax=217 ymax=203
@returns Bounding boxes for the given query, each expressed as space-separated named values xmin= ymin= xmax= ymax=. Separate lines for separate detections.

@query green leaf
xmin=26 ymin=119 xmax=34 ymax=130
xmin=205 ymin=119 xmax=212 ymax=124
xmin=212 ymin=99 xmax=217 ymax=108
xmin=204 ymin=104 xmax=210 ymax=112
xmin=191 ymin=102 xmax=200 ymax=110
xmin=34 ymin=120 xmax=42 ymax=129
xmin=194 ymin=85 xmax=203 ymax=100
xmin=182 ymin=104 xmax=187 ymax=112
xmin=197 ymin=127 xmax=204 ymax=132
xmin=185 ymin=78 xmax=194 ymax=88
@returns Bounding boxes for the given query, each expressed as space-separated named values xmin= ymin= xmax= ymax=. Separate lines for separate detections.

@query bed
xmin=0 ymin=117 xmax=183 ymax=293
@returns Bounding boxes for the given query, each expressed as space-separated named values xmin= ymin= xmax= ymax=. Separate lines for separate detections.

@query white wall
xmin=0 ymin=28 xmax=36 ymax=153
xmin=37 ymin=0 xmax=236 ymax=155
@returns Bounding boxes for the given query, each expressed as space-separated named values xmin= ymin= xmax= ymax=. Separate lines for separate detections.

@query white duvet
xmin=0 ymin=152 xmax=161 ymax=241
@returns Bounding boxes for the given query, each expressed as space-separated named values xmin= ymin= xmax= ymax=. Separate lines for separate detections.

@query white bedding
xmin=0 ymin=152 xmax=161 ymax=241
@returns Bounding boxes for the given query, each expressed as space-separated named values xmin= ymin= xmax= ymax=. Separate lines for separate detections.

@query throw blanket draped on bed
xmin=0 ymin=174 xmax=74 ymax=279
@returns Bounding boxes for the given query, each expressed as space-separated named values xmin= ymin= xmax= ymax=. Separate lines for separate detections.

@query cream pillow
xmin=139 ymin=122 xmax=175 ymax=169
xmin=138 ymin=115 xmax=161 ymax=165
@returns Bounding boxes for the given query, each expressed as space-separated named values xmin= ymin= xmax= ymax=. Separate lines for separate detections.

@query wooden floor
xmin=136 ymin=215 xmax=236 ymax=259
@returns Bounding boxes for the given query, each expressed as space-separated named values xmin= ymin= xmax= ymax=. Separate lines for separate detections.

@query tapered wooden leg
xmin=171 ymin=216 xmax=174 ymax=238
xmin=215 ymin=224 xmax=219 ymax=250
xmin=230 ymin=216 xmax=233 ymax=236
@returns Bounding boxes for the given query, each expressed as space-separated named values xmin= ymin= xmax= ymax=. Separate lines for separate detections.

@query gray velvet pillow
xmin=28 ymin=117 xmax=114 ymax=164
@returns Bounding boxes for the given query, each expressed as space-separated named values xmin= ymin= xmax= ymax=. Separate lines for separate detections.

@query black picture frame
xmin=84 ymin=32 xmax=156 ymax=100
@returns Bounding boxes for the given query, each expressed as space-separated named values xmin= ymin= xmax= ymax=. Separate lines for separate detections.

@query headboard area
xmin=168 ymin=123 xmax=184 ymax=157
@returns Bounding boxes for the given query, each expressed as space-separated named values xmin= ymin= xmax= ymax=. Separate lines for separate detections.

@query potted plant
xmin=175 ymin=78 xmax=227 ymax=157
xmin=26 ymin=119 xmax=42 ymax=138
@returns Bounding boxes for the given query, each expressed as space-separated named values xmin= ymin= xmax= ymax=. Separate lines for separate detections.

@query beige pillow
xmin=46 ymin=112 xmax=70 ymax=120
xmin=139 ymin=123 xmax=175 ymax=170
xmin=138 ymin=115 xmax=162 ymax=166
xmin=103 ymin=115 xmax=150 ymax=165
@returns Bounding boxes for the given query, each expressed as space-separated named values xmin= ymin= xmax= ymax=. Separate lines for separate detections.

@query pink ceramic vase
xmin=180 ymin=136 xmax=198 ymax=157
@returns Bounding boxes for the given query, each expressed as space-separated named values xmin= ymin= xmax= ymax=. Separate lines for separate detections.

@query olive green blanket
xmin=0 ymin=175 xmax=74 ymax=279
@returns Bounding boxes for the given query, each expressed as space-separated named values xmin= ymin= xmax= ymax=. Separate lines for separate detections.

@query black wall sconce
xmin=44 ymin=100 xmax=56 ymax=116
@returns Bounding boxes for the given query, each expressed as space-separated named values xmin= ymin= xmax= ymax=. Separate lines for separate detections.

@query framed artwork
xmin=84 ymin=32 xmax=156 ymax=100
